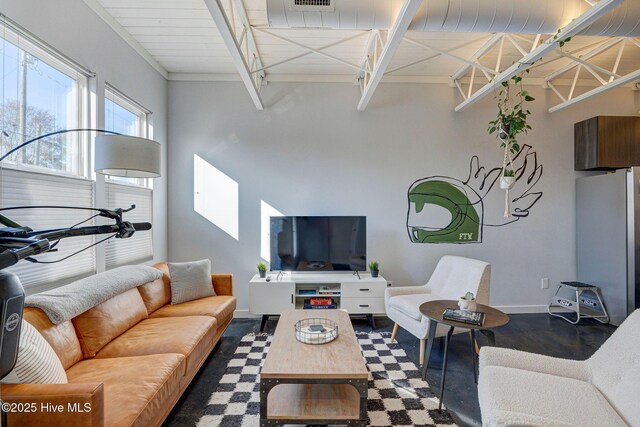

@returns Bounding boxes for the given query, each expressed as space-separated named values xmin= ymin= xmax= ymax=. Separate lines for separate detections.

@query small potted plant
xmin=500 ymin=168 xmax=516 ymax=190
xmin=257 ymin=261 xmax=267 ymax=279
xmin=458 ymin=291 xmax=476 ymax=311
xmin=369 ymin=261 xmax=379 ymax=278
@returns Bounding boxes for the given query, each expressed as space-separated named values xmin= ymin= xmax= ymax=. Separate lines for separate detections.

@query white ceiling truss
xmin=451 ymin=33 xmax=542 ymax=102
xmin=452 ymin=0 xmax=625 ymax=111
xmin=546 ymin=37 xmax=640 ymax=112
xmin=93 ymin=0 xmax=640 ymax=113
xmin=252 ymin=27 xmax=370 ymax=74
xmin=356 ymin=0 xmax=423 ymax=111
xmin=203 ymin=0 xmax=266 ymax=110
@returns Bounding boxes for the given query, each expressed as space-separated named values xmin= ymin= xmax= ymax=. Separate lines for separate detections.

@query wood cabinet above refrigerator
xmin=574 ymin=116 xmax=640 ymax=171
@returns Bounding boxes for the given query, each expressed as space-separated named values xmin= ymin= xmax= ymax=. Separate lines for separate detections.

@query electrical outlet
xmin=542 ymin=278 xmax=549 ymax=289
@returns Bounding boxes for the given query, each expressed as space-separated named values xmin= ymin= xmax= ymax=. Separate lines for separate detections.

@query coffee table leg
xmin=421 ymin=319 xmax=438 ymax=380
xmin=470 ymin=330 xmax=477 ymax=384
xmin=438 ymin=326 xmax=454 ymax=411
xmin=260 ymin=379 xmax=275 ymax=427
xmin=353 ymin=378 xmax=368 ymax=426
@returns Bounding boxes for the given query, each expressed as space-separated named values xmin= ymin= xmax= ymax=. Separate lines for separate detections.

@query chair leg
xmin=419 ymin=338 xmax=426 ymax=366
xmin=391 ymin=323 xmax=399 ymax=342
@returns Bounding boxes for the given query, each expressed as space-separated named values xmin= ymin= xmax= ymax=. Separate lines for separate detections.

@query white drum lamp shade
xmin=95 ymin=134 xmax=161 ymax=178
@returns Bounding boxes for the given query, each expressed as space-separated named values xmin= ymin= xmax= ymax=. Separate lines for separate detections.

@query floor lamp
xmin=0 ymin=128 xmax=161 ymax=393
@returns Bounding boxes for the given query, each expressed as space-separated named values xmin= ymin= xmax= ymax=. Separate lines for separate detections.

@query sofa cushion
xmin=137 ymin=272 xmax=171 ymax=315
xmin=149 ymin=295 xmax=236 ymax=325
xmin=95 ymin=316 xmax=217 ymax=377
xmin=168 ymin=259 xmax=215 ymax=304
xmin=478 ymin=366 xmax=627 ymax=427
xmin=66 ymin=353 xmax=185 ymax=427
xmin=22 ymin=307 xmax=83 ymax=370
xmin=72 ymin=288 xmax=148 ymax=358
xmin=1 ymin=321 xmax=68 ymax=385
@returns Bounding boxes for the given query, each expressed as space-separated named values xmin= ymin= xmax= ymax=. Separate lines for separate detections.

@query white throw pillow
xmin=168 ymin=259 xmax=215 ymax=304
xmin=1 ymin=320 xmax=67 ymax=384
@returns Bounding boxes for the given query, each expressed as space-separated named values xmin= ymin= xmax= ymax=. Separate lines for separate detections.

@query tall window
xmin=104 ymin=86 xmax=150 ymax=187
xmin=1 ymin=23 xmax=88 ymax=176
xmin=1 ymin=18 xmax=94 ymax=292
xmin=103 ymin=85 xmax=153 ymax=268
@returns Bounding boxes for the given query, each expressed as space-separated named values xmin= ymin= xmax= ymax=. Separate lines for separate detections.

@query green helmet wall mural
xmin=407 ymin=177 xmax=482 ymax=243
xmin=406 ymin=145 xmax=543 ymax=244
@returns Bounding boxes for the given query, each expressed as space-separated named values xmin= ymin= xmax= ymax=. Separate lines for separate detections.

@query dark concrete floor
xmin=164 ymin=314 xmax=616 ymax=427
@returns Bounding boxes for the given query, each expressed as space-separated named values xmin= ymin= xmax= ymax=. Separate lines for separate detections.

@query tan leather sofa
xmin=1 ymin=262 xmax=236 ymax=427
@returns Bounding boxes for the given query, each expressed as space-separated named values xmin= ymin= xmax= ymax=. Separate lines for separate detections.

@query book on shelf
xmin=309 ymin=297 xmax=333 ymax=306
xmin=298 ymin=289 xmax=317 ymax=296
xmin=318 ymin=286 xmax=340 ymax=295
xmin=442 ymin=308 xmax=485 ymax=326
xmin=303 ymin=298 xmax=337 ymax=309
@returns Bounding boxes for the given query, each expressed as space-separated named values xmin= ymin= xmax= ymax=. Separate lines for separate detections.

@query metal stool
xmin=548 ymin=281 xmax=609 ymax=324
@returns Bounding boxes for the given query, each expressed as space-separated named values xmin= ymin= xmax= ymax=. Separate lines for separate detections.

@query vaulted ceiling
xmin=89 ymin=0 xmax=640 ymax=111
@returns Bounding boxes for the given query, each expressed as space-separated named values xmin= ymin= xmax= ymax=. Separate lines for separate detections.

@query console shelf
xmin=249 ymin=272 xmax=388 ymax=331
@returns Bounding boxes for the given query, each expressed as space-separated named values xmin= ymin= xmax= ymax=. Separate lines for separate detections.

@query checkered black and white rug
xmin=198 ymin=332 xmax=456 ymax=427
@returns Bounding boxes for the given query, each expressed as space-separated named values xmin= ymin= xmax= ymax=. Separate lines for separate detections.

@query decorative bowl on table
xmin=294 ymin=318 xmax=338 ymax=345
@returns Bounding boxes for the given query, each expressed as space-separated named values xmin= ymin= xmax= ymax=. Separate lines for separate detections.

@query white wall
xmin=3 ymin=0 xmax=168 ymax=265
xmin=168 ymin=81 xmax=639 ymax=315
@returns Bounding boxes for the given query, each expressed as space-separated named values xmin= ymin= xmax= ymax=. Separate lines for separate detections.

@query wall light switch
xmin=542 ymin=278 xmax=549 ymax=289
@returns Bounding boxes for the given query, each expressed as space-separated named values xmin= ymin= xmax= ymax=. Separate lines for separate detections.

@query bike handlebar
xmin=0 ymin=222 xmax=152 ymax=270
xmin=0 ymin=251 xmax=19 ymax=270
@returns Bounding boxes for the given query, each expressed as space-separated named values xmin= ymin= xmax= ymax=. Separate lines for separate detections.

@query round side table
xmin=419 ymin=300 xmax=509 ymax=410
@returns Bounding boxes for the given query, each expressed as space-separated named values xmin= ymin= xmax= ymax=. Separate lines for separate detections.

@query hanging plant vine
xmin=486 ymin=30 xmax=571 ymax=217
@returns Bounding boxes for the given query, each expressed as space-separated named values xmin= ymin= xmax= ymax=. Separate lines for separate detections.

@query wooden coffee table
xmin=260 ymin=309 xmax=368 ymax=427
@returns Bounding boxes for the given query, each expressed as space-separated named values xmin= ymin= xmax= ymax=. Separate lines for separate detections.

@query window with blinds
xmin=103 ymin=84 xmax=154 ymax=268
xmin=1 ymin=169 xmax=95 ymax=292
xmin=104 ymin=182 xmax=153 ymax=268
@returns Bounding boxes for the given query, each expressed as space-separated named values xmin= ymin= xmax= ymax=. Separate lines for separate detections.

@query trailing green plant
xmin=487 ymin=73 xmax=534 ymax=155
xmin=503 ymin=169 xmax=515 ymax=177
xmin=488 ymin=30 xmax=571 ymax=155
xmin=257 ymin=261 xmax=267 ymax=272
xmin=368 ymin=261 xmax=379 ymax=271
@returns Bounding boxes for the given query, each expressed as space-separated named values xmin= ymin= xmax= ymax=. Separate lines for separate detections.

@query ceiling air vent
xmin=289 ymin=0 xmax=334 ymax=12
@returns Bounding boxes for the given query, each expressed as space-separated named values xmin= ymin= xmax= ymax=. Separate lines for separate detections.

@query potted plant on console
xmin=257 ymin=261 xmax=267 ymax=279
xmin=369 ymin=261 xmax=379 ymax=278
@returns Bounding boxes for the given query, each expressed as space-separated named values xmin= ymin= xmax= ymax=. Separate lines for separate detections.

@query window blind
xmin=0 ymin=168 xmax=95 ymax=292
xmin=104 ymin=182 xmax=153 ymax=269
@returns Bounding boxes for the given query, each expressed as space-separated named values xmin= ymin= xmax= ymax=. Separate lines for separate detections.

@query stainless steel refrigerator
xmin=577 ymin=168 xmax=640 ymax=325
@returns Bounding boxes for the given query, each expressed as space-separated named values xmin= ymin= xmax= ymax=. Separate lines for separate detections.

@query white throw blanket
xmin=25 ymin=265 xmax=163 ymax=324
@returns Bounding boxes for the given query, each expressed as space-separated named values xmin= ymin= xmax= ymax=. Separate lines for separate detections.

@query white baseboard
xmin=234 ymin=309 xmax=260 ymax=319
xmin=237 ymin=307 xmax=561 ymax=317
xmin=493 ymin=305 xmax=548 ymax=314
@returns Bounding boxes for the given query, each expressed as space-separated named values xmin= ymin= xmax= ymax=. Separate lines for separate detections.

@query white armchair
xmin=384 ymin=255 xmax=491 ymax=365
xmin=478 ymin=309 xmax=640 ymax=426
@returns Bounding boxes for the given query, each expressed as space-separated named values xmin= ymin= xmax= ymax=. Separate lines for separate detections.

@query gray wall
xmin=168 ymin=81 xmax=639 ymax=315
xmin=3 ymin=0 xmax=168 ymax=264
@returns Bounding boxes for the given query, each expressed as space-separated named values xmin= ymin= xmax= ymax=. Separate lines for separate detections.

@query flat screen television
xmin=270 ymin=216 xmax=366 ymax=272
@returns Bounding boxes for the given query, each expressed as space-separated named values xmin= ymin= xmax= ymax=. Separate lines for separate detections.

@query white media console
xmin=249 ymin=272 xmax=389 ymax=331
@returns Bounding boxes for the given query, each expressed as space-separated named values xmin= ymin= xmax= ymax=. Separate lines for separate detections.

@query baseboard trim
xmin=237 ymin=307 xmax=563 ymax=317
xmin=234 ymin=310 xmax=260 ymax=318
xmin=495 ymin=305 xmax=571 ymax=314
xmin=234 ymin=310 xmax=389 ymax=319
xmin=493 ymin=305 xmax=546 ymax=314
